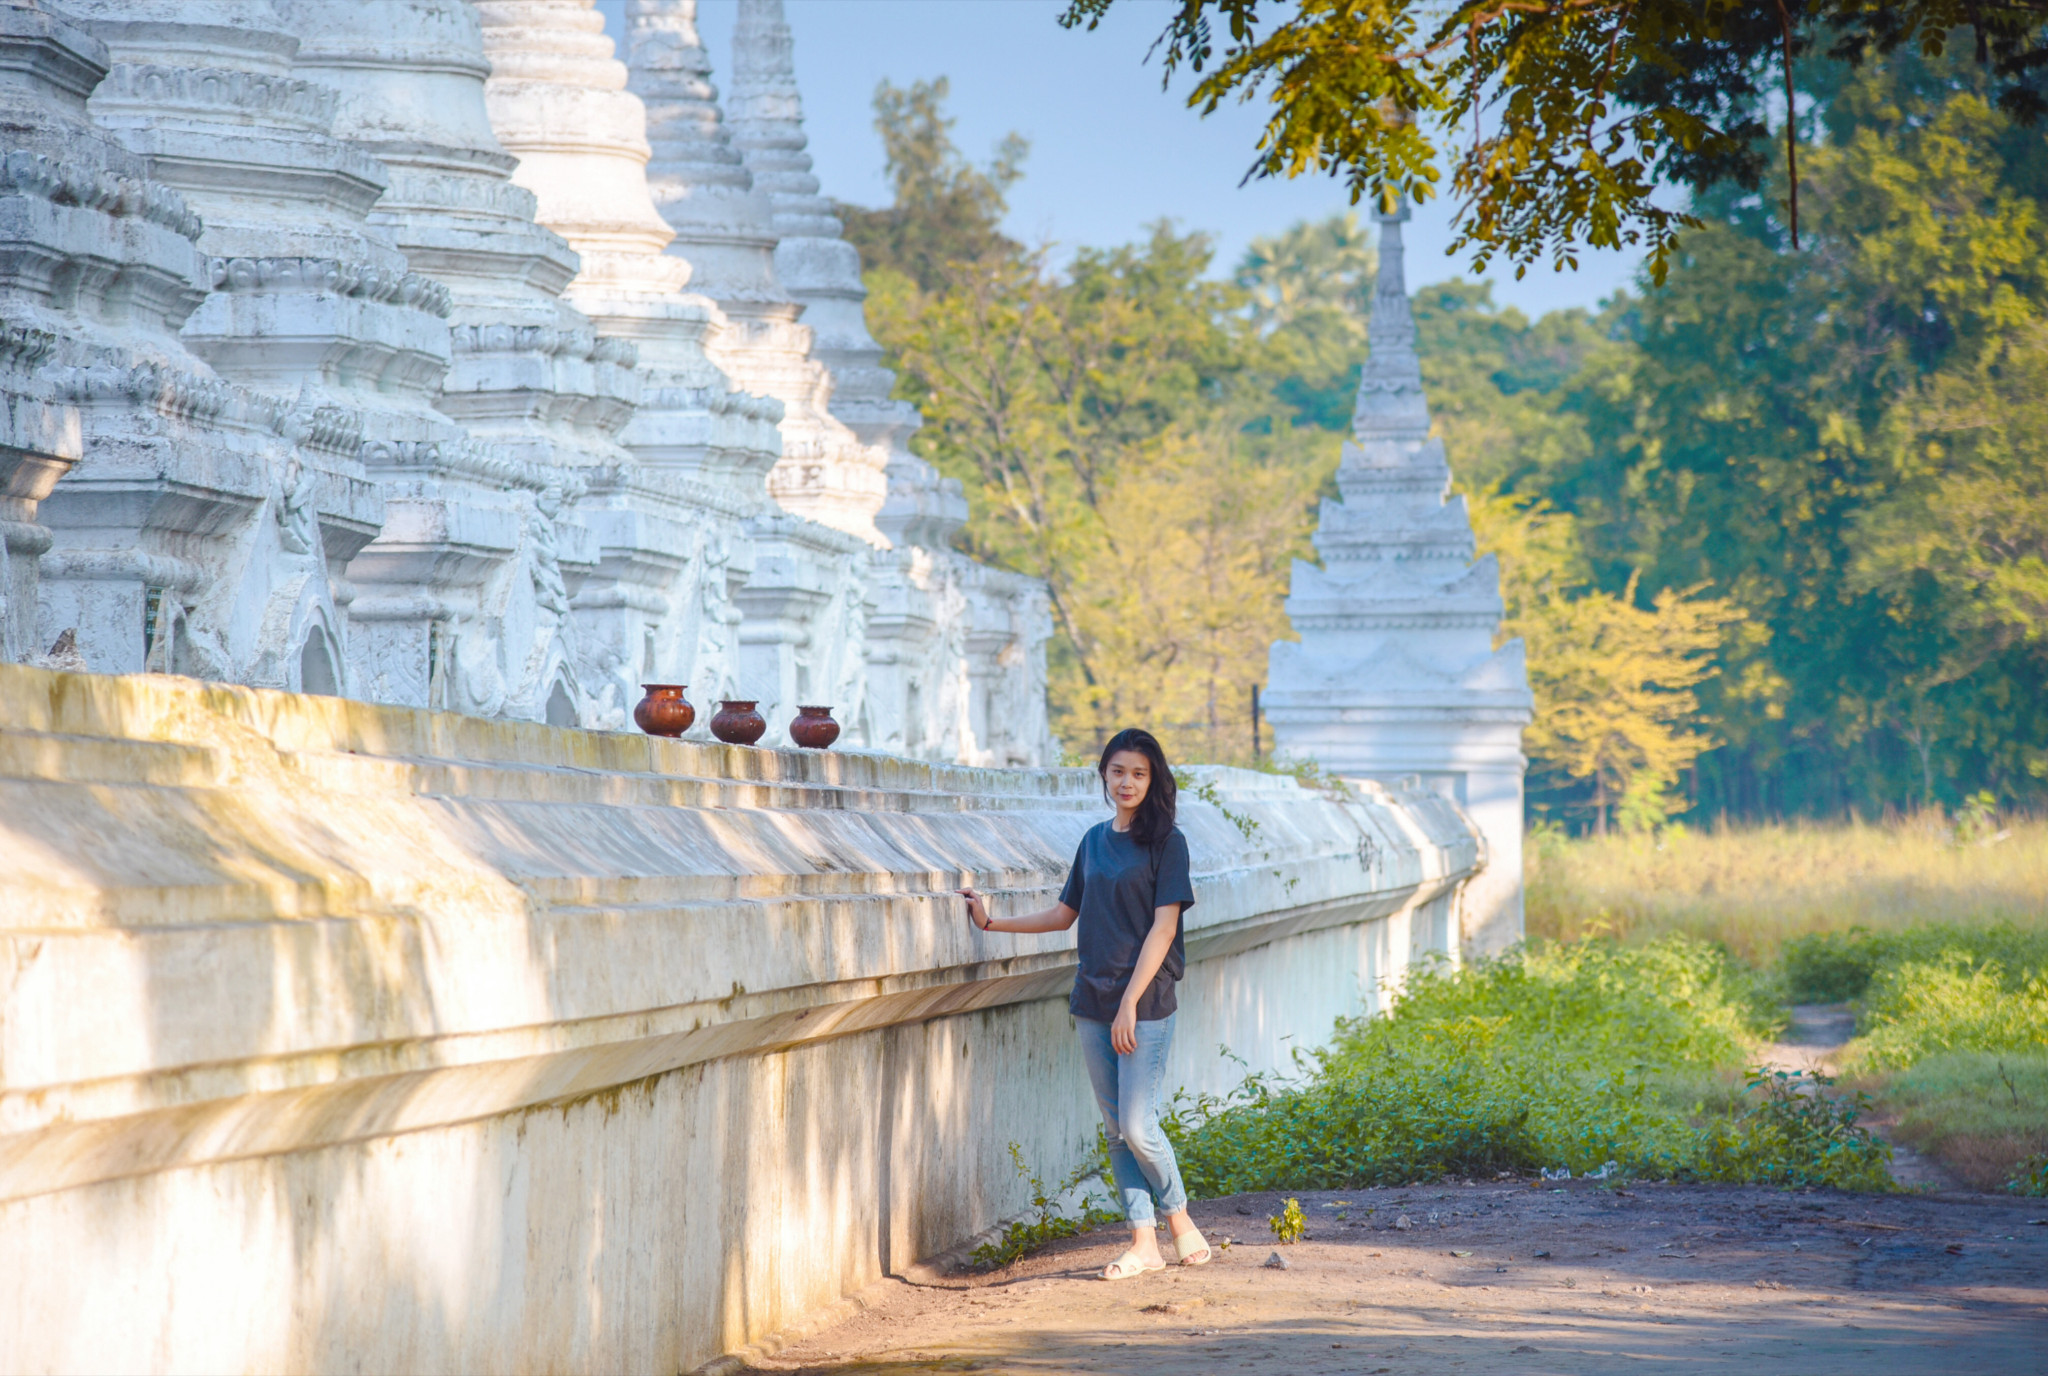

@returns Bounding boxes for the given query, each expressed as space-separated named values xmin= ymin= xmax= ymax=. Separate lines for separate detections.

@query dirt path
xmin=718 ymin=1183 xmax=2048 ymax=1375
xmin=1761 ymin=1003 xmax=1960 ymax=1190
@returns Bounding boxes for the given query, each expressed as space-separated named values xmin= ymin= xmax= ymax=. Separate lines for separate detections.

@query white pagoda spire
xmin=625 ymin=0 xmax=890 ymax=548
xmin=727 ymin=0 xmax=964 ymax=551
xmin=1263 ymin=199 xmax=1533 ymax=954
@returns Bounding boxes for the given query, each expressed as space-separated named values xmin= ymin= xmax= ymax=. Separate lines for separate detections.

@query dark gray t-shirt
xmin=1058 ymin=822 xmax=1196 ymax=1022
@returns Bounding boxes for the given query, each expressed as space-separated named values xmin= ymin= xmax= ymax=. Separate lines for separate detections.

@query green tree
xmin=835 ymin=77 xmax=1029 ymax=290
xmin=1412 ymin=279 xmax=1621 ymax=494
xmin=872 ymin=222 xmax=1329 ymax=761
xmin=1235 ymin=213 xmax=1374 ymax=431
xmin=1544 ymin=47 xmax=2048 ymax=814
xmin=1236 ymin=212 xmax=1375 ymax=331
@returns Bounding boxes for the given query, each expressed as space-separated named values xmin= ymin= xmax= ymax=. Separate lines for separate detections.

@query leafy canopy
xmin=1058 ymin=0 xmax=2048 ymax=282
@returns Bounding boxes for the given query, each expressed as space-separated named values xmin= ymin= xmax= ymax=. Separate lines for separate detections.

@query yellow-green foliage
xmin=1269 ymin=1197 xmax=1307 ymax=1244
xmin=1527 ymin=819 xmax=2048 ymax=963
xmin=1472 ymin=492 xmax=1743 ymax=833
xmin=1850 ymin=957 xmax=2048 ymax=1070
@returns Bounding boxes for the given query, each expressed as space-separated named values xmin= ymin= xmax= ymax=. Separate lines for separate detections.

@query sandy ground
xmin=726 ymin=1181 xmax=2048 ymax=1375
xmin=711 ymin=1006 xmax=2043 ymax=1374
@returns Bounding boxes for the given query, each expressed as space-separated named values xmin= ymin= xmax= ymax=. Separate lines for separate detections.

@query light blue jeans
xmin=1075 ymin=1013 xmax=1188 ymax=1225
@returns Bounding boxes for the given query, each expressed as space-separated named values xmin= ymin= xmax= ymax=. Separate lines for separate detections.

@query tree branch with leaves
xmin=1059 ymin=0 xmax=2048 ymax=280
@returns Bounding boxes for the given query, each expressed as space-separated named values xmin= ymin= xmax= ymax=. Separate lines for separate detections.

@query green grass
xmin=1854 ymin=1053 xmax=2048 ymax=1192
xmin=1159 ymin=937 xmax=1894 ymax=1196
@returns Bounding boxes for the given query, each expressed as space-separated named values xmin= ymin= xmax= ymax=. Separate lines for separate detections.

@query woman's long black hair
xmin=1098 ymin=727 xmax=1177 ymax=849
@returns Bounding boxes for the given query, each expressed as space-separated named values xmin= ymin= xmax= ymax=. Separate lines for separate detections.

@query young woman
xmin=958 ymin=727 xmax=1212 ymax=1280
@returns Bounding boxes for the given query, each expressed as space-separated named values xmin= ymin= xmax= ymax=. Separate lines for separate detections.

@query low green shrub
xmin=1159 ymin=936 xmax=1892 ymax=1195
xmin=1848 ymin=956 xmax=2048 ymax=1070
xmin=1781 ymin=924 xmax=2048 ymax=1004
xmin=1687 ymin=1070 xmax=1894 ymax=1192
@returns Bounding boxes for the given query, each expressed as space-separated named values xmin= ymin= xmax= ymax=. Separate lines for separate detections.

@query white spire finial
xmin=1353 ymin=197 xmax=1431 ymax=443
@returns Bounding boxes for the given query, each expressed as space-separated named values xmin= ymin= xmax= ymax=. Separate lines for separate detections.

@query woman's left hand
xmin=1111 ymin=1000 xmax=1138 ymax=1056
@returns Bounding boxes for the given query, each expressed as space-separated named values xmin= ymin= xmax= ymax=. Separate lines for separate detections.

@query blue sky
xmin=596 ymin=0 xmax=1647 ymax=319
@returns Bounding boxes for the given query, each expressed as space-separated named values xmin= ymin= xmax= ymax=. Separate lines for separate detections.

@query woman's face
xmin=1103 ymin=749 xmax=1151 ymax=813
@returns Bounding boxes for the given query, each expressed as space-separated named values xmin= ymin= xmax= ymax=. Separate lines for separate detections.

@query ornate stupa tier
xmin=283 ymin=0 xmax=647 ymax=721
xmin=477 ymin=0 xmax=778 ymax=476
xmin=11 ymin=0 xmax=366 ymax=694
xmin=1265 ymin=198 xmax=1532 ymax=955
xmin=72 ymin=0 xmax=397 ymax=268
xmin=728 ymin=0 xmax=898 ymax=418
xmin=73 ymin=0 xmax=453 ymax=485
xmin=475 ymin=0 xmax=683 ymax=273
xmin=283 ymin=0 xmax=582 ymax=310
xmin=287 ymin=0 xmax=638 ymax=470
xmin=625 ymin=0 xmax=889 ymax=548
xmin=625 ymin=0 xmax=784 ymax=304
xmin=478 ymin=0 xmax=874 ymax=741
xmin=725 ymin=0 xmax=960 ymax=551
xmin=727 ymin=0 xmax=837 ymax=240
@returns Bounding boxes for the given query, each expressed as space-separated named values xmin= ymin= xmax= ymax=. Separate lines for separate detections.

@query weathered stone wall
xmin=0 ymin=660 xmax=1478 ymax=1372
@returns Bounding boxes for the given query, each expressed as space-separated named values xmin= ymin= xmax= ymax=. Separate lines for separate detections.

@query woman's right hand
xmin=957 ymin=887 xmax=989 ymax=930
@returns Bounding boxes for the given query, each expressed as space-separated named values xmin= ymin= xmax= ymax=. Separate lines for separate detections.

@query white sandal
xmin=1173 ymin=1226 xmax=1213 ymax=1267
xmin=1101 ymin=1248 xmax=1167 ymax=1280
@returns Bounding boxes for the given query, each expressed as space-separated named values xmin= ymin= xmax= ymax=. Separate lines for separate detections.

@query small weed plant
xmin=2007 ymin=1152 xmax=2048 ymax=1196
xmin=1253 ymin=756 xmax=1358 ymax=802
xmin=1269 ymin=1197 xmax=1307 ymax=1244
xmin=1173 ymin=769 xmax=1262 ymax=843
xmin=971 ymin=1143 xmax=1121 ymax=1271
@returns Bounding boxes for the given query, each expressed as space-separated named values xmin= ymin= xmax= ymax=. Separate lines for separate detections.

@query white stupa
xmin=1263 ymin=200 xmax=1533 ymax=955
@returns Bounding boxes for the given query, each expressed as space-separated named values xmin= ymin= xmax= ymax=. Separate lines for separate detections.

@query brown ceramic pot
xmin=633 ymin=684 xmax=694 ymax=737
xmin=709 ymin=699 xmax=767 ymax=746
xmin=790 ymin=704 xmax=840 ymax=750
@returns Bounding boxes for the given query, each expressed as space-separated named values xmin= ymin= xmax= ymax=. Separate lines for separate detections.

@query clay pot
xmin=633 ymin=684 xmax=694 ymax=737
xmin=790 ymin=704 xmax=841 ymax=750
xmin=709 ymin=699 xmax=767 ymax=746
